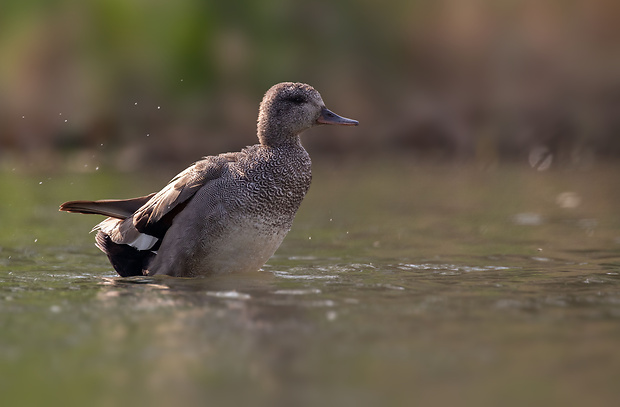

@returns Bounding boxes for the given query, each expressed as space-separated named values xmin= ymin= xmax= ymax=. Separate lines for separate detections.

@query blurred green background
xmin=1 ymin=0 xmax=619 ymax=172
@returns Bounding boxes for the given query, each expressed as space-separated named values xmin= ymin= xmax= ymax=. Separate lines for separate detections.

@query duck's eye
xmin=287 ymin=95 xmax=306 ymax=105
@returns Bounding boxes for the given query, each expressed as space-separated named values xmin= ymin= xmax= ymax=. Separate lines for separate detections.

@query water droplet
xmin=206 ymin=291 xmax=251 ymax=300
xmin=529 ymin=146 xmax=553 ymax=171
xmin=512 ymin=212 xmax=543 ymax=226
xmin=274 ymin=288 xmax=321 ymax=295
xmin=556 ymin=192 xmax=581 ymax=209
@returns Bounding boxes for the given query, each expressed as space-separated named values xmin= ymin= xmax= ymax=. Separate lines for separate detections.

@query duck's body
xmin=134 ymin=143 xmax=311 ymax=277
xmin=60 ymin=82 xmax=357 ymax=277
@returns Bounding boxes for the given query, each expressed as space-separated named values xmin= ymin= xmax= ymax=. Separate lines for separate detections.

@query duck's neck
xmin=257 ymin=122 xmax=302 ymax=148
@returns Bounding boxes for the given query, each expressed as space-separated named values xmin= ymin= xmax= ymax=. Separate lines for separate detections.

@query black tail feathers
xmin=95 ymin=231 xmax=154 ymax=277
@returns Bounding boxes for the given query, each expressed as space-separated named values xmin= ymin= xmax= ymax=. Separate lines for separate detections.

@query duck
xmin=60 ymin=82 xmax=358 ymax=277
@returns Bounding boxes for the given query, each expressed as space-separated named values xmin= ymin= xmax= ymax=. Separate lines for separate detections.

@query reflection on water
xmin=1 ymin=161 xmax=619 ymax=407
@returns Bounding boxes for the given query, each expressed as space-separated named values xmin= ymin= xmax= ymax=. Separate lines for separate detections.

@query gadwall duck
xmin=60 ymin=82 xmax=358 ymax=277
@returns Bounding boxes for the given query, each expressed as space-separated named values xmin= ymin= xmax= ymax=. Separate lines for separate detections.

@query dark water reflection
xmin=1 ymin=161 xmax=619 ymax=407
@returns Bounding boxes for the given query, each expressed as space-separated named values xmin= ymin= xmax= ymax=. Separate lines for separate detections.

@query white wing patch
xmin=128 ymin=233 xmax=159 ymax=250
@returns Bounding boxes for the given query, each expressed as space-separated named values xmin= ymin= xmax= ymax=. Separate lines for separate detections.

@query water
xmin=1 ymin=160 xmax=619 ymax=407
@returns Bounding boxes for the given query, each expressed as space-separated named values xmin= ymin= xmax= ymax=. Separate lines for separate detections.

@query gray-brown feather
xmin=59 ymin=194 xmax=155 ymax=219
xmin=130 ymin=153 xmax=239 ymax=237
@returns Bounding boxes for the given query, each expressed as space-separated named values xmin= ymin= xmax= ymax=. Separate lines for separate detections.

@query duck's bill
xmin=317 ymin=108 xmax=359 ymax=126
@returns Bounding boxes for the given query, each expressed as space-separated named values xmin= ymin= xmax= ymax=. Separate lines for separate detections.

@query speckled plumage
xmin=60 ymin=82 xmax=358 ymax=277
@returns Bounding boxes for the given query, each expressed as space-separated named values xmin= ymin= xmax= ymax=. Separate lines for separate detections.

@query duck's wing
xmin=134 ymin=153 xmax=239 ymax=235
xmin=58 ymin=153 xmax=230 ymax=224
xmin=101 ymin=152 xmax=240 ymax=247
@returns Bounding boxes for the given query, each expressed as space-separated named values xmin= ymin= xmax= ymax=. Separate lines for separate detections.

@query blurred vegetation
xmin=1 ymin=0 xmax=619 ymax=172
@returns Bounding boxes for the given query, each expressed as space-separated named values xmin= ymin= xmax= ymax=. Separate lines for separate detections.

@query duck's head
xmin=257 ymin=82 xmax=358 ymax=146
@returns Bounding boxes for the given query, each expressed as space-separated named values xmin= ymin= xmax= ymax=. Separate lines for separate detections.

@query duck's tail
xmin=59 ymin=193 xmax=156 ymax=219
xmin=95 ymin=231 xmax=154 ymax=277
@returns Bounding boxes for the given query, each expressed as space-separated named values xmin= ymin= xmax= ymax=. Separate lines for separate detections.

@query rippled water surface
xmin=1 ymin=161 xmax=619 ymax=407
